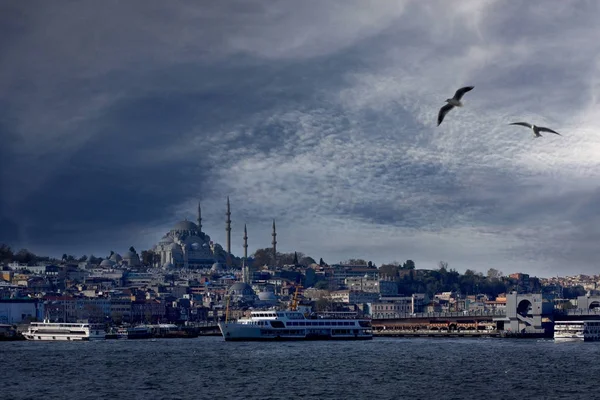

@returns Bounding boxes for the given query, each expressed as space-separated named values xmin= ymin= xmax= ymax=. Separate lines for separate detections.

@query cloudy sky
xmin=1 ymin=0 xmax=600 ymax=277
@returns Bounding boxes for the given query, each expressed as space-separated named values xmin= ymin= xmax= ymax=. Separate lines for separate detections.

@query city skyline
xmin=2 ymin=1 xmax=600 ymax=276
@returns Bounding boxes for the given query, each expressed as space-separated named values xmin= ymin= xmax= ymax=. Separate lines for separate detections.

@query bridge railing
xmin=555 ymin=309 xmax=600 ymax=316
xmin=372 ymin=310 xmax=506 ymax=320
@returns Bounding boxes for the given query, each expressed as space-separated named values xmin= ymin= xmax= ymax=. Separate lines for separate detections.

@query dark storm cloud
xmin=1 ymin=0 xmax=600 ymax=276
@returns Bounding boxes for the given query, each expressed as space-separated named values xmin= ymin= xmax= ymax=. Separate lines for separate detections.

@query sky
xmin=1 ymin=0 xmax=600 ymax=277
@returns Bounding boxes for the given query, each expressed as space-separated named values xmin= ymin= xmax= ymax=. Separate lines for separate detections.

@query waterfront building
xmin=345 ymin=276 xmax=398 ymax=296
xmin=0 ymin=299 xmax=44 ymax=324
xmin=329 ymin=290 xmax=380 ymax=305
xmin=371 ymin=294 xmax=428 ymax=318
xmin=328 ymin=264 xmax=379 ymax=289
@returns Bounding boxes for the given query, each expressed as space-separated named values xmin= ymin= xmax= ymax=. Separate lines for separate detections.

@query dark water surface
xmin=1 ymin=337 xmax=599 ymax=399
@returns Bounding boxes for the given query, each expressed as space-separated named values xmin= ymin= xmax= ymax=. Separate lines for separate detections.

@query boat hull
xmin=23 ymin=333 xmax=105 ymax=341
xmin=219 ymin=322 xmax=373 ymax=341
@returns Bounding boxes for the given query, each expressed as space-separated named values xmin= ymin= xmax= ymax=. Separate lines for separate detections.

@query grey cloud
xmin=2 ymin=0 xmax=600 ymax=276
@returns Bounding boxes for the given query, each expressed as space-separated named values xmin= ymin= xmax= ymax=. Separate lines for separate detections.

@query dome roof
xmin=258 ymin=291 xmax=277 ymax=301
xmin=123 ymin=250 xmax=137 ymax=259
xmin=109 ymin=253 xmax=122 ymax=262
xmin=100 ymin=259 xmax=115 ymax=267
xmin=159 ymin=236 xmax=174 ymax=244
xmin=228 ymin=282 xmax=255 ymax=295
xmin=172 ymin=220 xmax=198 ymax=231
xmin=211 ymin=262 xmax=223 ymax=271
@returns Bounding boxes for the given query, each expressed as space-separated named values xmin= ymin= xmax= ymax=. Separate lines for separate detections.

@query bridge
xmin=372 ymin=293 xmax=600 ymax=338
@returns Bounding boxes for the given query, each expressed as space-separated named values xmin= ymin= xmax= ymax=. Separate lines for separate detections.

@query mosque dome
xmin=159 ymin=236 xmax=174 ymax=244
xmin=258 ymin=291 xmax=277 ymax=302
xmin=172 ymin=220 xmax=198 ymax=231
xmin=100 ymin=259 xmax=115 ymax=267
xmin=123 ymin=250 xmax=140 ymax=266
xmin=228 ymin=282 xmax=255 ymax=296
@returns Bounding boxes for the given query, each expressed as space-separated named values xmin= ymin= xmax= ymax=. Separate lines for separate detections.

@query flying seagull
xmin=508 ymin=122 xmax=561 ymax=138
xmin=437 ymin=86 xmax=474 ymax=126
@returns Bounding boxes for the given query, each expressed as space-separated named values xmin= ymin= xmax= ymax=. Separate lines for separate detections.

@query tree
xmin=276 ymin=252 xmax=298 ymax=266
xmin=402 ymin=260 xmax=416 ymax=270
xmin=299 ymin=256 xmax=316 ymax=266
xmin=251 ymin=248 xmax=273 ymax=268
xmin=319 ymin=258 xmax=325 ymax=266
xmin=129 ymin=246 xmax=136 ymax=253
xmin=487 ymin=268 xmax=503 ymax=280
xmin=141 ymin=250 xmax=156 ymax=266
xmin=78 ymin=255 xmax=88 ymax=262
xmin=0 ymin=244 xmax=13 ymax=263
xmin=438 ymin=261 xmax=449 ymax=271
xmin=304 ymin=268 xmax=317 ymax=287
xmin=14 ymin=249 xmax=36 ymax=265
xmin=379 ymin=263 xmax=400 ymax=280
xmin=88 ymin=255 xmax=102 ymax=265
xmin=293 ymin=252 xmax=299 ymax=265
xmin=314 ymin=298 xmax=335 ymax=312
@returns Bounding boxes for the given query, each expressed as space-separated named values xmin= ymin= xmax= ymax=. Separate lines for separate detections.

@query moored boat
xmin=554 ymin=320 xmax=600 ymax=342
xmin=23 ymin=320 xmax=106 ymax=341
xmin=218 ymin=310 xmax=373 ymax=341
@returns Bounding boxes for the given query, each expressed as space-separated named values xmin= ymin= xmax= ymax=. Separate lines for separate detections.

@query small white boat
xmin=554 ymin=320 xmax=600 ymax=342
xmin=24 ymin=320 xmax=106 ymax=341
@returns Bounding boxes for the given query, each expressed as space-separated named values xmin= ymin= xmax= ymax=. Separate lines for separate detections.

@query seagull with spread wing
xmin=437 ymin=86 xmax=474 ymax=126
xmin=508 ymin=122 xmax=561 ymax=138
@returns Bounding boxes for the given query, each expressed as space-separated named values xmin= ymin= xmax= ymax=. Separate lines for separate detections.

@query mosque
xmin=151 ymin=198 xmax=278 ymax=270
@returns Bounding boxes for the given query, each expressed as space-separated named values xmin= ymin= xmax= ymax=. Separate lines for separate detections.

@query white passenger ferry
xmin=23 ymin=320 xmax=106 ymax=341
xmin=554 ymin=320 xmax=600 ymax=342
xmin=218 ymin=310 xmax=373 ymax=341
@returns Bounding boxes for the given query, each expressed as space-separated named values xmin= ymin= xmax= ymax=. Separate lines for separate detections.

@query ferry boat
xmin=554 ymin=320 xmax=600 ymax=342
xmin=218 ymin=310 xmax=373 ymax=341
xmin=23 ymin=320 xmax=106 ymax=341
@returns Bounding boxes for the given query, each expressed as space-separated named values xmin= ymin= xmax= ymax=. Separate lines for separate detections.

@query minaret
xmin=226 ymin=197 xmax=232 ymax=267
xmin=243 ymin=224 xmax=248 ymax=260
xmin=271 ymin=219 xmax=277 ymax=265
xmin=197 ymin=202 xmax=202 ymax=234
xmin=242 ymin=224 xmax=249 ymax=283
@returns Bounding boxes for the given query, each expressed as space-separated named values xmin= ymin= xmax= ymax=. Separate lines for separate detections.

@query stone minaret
xmin=271 ymin=219 xmax=277 ymax=265
xmin=242 ymin=224 xmax=249 ymax=283
xmin=243 ymin=223 xmax=248 ymax=260
xmin=226 ymin=197 xmax=232 ymax=267
xmin=197 ymin=202 xmax=202 ymax=234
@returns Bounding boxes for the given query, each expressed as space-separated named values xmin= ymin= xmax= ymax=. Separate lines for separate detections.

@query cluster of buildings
xmin=2 ymin=198 xmax=599 ymax=328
